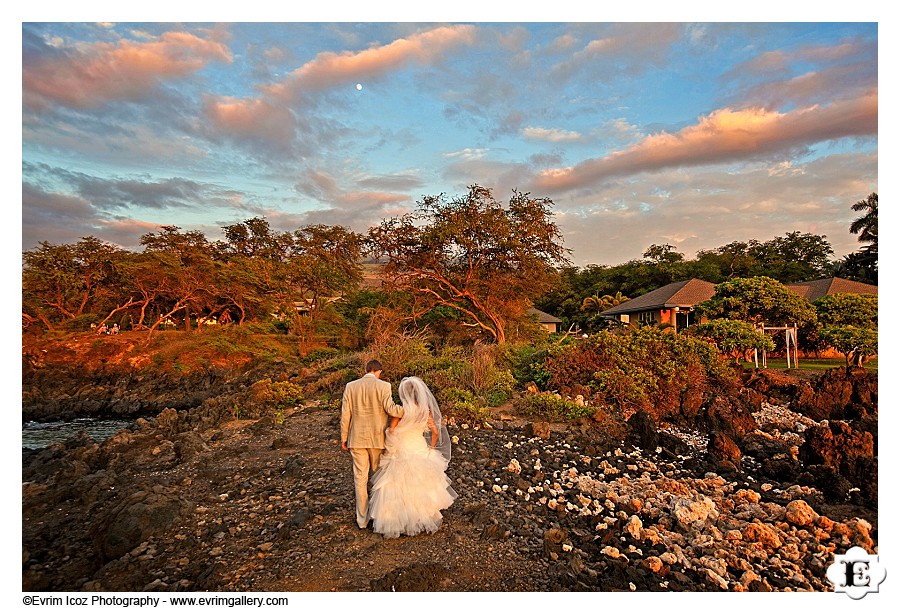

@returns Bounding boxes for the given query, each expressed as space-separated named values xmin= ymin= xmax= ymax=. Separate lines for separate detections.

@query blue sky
xmin=19 ymin=12 xmax=879 ymax=267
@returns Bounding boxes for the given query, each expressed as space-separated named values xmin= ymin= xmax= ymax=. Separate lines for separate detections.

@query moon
xmin=356 ymin=83 xmax=363 ymax=91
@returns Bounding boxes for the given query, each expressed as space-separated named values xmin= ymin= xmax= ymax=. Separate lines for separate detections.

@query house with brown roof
xmin=599 ymin=276 xmax=877 ymax=333
xmin=527 ymin=307 xmax=563 ymax=333
xmin=600 ymin=279 xmax=717 ymax=332
xmin=785 ymin=277 xmax=877 ymax=302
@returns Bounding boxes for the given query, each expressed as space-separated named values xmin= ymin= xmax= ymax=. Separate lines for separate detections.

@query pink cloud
xmin=534 ymin=92 xmax=877 ymax=192
xmin=264 ymin=25 xmax=477 ymax=99
xmin=203 ymin=96 xmax=295 ymax=145
xmin=24 ymin=31 xmax=232 ymax=110
xmin=204 ymin=25 xmax=477 ymax=143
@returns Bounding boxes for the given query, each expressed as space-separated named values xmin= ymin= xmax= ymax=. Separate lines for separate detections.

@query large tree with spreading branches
xmin=368 ymin=184 xmax=570 ymax=343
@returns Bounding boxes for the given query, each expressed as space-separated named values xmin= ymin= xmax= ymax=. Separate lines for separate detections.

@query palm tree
xmin=850 ymin=192 xmax=878 ymax=256
xmin=581 ymin=295 xmax=604 ymax=312
xmin=581 ymin=291 xmax=630 ymax=313
xmin=603 ymin=291 xmax=630 ymax=308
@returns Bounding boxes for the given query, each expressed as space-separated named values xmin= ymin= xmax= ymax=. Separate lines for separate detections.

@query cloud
xmin=25 ymin=164 xmax=235 ymax=212
xmin=203 ymin=25 xmax=477 ymax=147
xmin=549 ymin=23 xmax=681 ymax=84
xmin=202 ymin=96 xmax=296 ymax=146
xmin=444 ymin=148 xmax=490 ymax=160
xmin=721 ymin=39 xmax=876 ymax=109
xmin=264 ymin=25 xmax=478 ymax=99
xmin=549 ymin=150 xmax=876 ymax=267
xmin=522 ymin=126 xmax=584 ymax=142
xmin=21 ymin=176 xmax=265 ymax=252
xmin=68 ymin=176 xmax=209 ymax=211
xmin=23 ymin=30 xmax=232 ymax=111
xmin=549 ymin=33 xmax=577 ymax=52
xmin=534 ymin=93 xmax=877 ymax=193
xmin=22 ymin=182 xmax=102 ymax=248
xmin=291 ymin=170 xmax=414 ymax=229
xmin=357 ymin=172 xmax=425 ymax=192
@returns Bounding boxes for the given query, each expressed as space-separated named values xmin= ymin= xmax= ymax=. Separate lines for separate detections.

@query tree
xmin=686 ymin=319 xmax=775 ymax=360
xmin=139 ymin=226 xmax=217 ymax=333
xmin=22 ymin=237 xmax=125 ymax=327
xmin=747 ymin=232 xmax=834 ymax=282
xmin=819 ymin=326 xmax=877 ymax=367
xmin=368 ymin=184 xmax=570 ymax=343
xmin=695 ymin=241 xmax=755 ymax=280
xmin=696 ymin=276 xmax=818 ymax=328
xmin=286 ymin=224 xmax=364 ymax=309
xmin=814 ymin=292 xmax=877 ymax=366
xmin=830 ymin=251 xmax=877 ymax=284
xmin=848 ymin=192 xmax=877 ymax=280
xmin=814 ymin=293 xmax=877 ymax=328
xmin=217 ymin=216 xmax=290 ymax=261
xmin=850 ymin=192 xmax=878 ymax=253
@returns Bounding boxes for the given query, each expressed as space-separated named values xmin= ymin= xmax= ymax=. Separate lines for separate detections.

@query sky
xmin=18 ymin=14 xmax=879 ymax=268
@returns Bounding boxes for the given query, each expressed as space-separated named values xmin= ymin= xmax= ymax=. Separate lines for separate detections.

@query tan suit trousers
xmin=349 ymin=447 xmax=383 ymax=528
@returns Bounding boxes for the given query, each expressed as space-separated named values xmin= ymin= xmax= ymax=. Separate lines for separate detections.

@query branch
xmin=553 ymin=322 xmax=581 ymax=346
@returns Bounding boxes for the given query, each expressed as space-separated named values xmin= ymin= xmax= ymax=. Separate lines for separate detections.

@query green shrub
xmin=301 ymin=347 xmax=342 ymax=365
xmin=305 ymin=368 xmax=356 ymax=397
xmin=503 ymin=343 xmax=552 ymax=388
xmin=514 ymin=393 xmax=595 ymax=421
xmin=819 ymin=325 xmax=878 ymax=366
xmin=539 ymin=327 xmax=736 ymax=421
xmin=437 ymin=387 xmax=491 ymax=424
xmin=687 ymin=319 xmax=775 ymax=358
xmin=252 ymin=378 xmax=305 ymax=410
xmin=485 ymin=387 xmax=511 ymax=407
xmin=60 ymin=314 xmax=100 ymax=332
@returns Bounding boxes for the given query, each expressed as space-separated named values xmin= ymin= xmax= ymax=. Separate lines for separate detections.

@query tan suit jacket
xmin=340 ymin=373 xmax=404 ymax=449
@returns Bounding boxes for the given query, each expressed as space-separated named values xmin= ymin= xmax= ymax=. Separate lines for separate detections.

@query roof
xmin=785 ymin=277 xmax=877 ymax=302
xmin=527 ymin=307 xmax=563 ymax=324
xmin=601 ymin=279 xmax=717 ymax=316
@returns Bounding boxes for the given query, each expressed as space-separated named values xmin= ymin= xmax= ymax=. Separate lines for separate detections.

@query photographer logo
xmin=826 ymin=546 xmax=886 ymax=599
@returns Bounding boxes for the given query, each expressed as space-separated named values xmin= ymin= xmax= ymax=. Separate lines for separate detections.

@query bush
xmin=437 ymin=387 xmax=491 ymax=425
xmin=60 ymin=313 xmax=100 ymax=332
xmin=686 ymin=319 xmax=775 ymax=358
xmin=514 ymin=393 xmax=594 ymax=421
xmin=540 ymin=327 xmax=736 ymax=421
xmin=251 ymin=378 xmax=305 ymax=410
xmin=305 ymin=368 xmax=357 ymax=397
xmin=503 ymin=343 xmax=552 ymax=388
xmin=300 ymin=347 xmax=342 ymax=365
xmin=819 ymin=325 xmax=878 ymax=366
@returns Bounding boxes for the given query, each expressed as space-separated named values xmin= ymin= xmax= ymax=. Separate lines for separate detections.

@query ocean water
xmin=22 ymin=418 xmax=134 ymax=450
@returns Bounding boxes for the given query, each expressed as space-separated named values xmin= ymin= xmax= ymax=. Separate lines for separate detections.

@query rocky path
xmin=23 ymin=397 xmax=877 ymax=592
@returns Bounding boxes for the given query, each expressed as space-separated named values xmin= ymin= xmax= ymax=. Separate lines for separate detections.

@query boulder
xmin=696 ymin=396 xmax=757 ymax=437
xmin=743 ymin=369 xmax=805 ymax=404
xmin=626 ymin=410 xmax=659 ymax=451
xmin=785 ymin=500 xmax=819 ymax=527
xmin=91 ymin=487 xmax=193 ymax=561
xmin=524 ymin=422 xmax=551 ymax=439
xmin=799 ymin=421 xmax=874 ymax=471
xmin=669 ymin=495 xmax=718 ymax=531
xmin=707 ymin=432 xmax=742 ymax=465
xmin=790 ymin=367 xmax=877 ymax=422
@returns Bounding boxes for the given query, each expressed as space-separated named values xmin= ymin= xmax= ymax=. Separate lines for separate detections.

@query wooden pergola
xmin=753 ymin=323 xmax=799 ymax=369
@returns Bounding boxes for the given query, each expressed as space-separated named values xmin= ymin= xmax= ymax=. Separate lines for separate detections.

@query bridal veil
xmin=397 ymin=376 xmax=452 ymax=461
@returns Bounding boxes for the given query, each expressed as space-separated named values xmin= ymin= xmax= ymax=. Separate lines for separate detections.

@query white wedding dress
xmin=367 ymin=377 xmax=457 ymax=538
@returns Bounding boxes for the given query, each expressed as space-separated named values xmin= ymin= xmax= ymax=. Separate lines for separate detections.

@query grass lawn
xmin=739 ymin=357 xmax=877 ymax=371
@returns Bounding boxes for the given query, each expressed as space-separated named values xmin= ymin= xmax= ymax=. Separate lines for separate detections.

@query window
xmin=638 ymin=311 xmax=656 ymax=324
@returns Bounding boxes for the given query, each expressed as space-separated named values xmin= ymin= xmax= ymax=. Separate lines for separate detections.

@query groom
xmin=340 ymin=359 xmax=404 ymax=529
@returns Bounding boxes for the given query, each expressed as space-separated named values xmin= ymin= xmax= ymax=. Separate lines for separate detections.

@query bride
xmin=367 ymin=376 xmax=458 ymax=538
